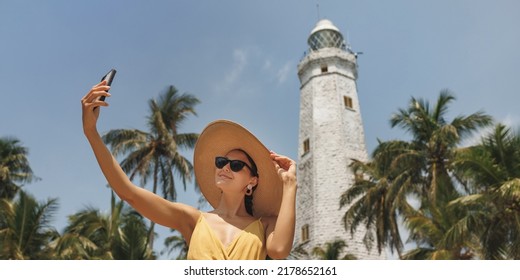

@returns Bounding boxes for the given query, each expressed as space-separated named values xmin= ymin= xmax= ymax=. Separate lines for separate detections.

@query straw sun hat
xmin=194 ymin=120 xmax=283 ymax=218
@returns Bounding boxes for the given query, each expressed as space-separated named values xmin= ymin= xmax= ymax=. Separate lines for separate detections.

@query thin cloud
xmin=214 ymin=48 xmax=293 ymax=97
xmin=263 ymin=59 xmax=272 ymax=71
xmin=214 ymin=49 xmax=248 ymax=93
xmin=276 ymin=61 xmax=292 ymax=84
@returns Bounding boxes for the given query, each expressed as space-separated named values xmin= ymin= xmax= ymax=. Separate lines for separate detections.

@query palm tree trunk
xmin=146 ymin=161 xmax=160 ymax=250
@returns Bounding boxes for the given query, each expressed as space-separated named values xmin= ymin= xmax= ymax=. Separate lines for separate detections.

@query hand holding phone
xmin=99 ymin=69 xmax=116 ymax=101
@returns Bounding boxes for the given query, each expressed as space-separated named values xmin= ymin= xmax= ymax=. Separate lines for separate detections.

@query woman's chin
xmin=215 ymin=180 xmax=228 ymax=190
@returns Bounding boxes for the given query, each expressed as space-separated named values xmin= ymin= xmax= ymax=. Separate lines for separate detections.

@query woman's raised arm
xmin=81 ymin=81 xmax=199 ymax=238
xmin=265 ymin=151 xmax=297 ymax=259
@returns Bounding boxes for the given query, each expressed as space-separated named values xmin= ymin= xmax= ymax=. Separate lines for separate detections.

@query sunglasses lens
xmin=230 ymin=160 xmax=246 ymax=172
xmin=215 ymin=157 xmax=228 ymax=169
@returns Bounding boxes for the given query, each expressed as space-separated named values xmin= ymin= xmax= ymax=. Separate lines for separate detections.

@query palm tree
xmin=348 ymin=140 xmax=480 ymax=260
xmin=288 ymin=242 xmax=311 ymax=260
xmin=341 ymin=140 xmax=414 ymax=257
xmin=102 ymin=85 xmax=200 ymax=248
xmin=112 ymin=205 xmax=156 ymax=260
xmin=341 ymin=90 xmax=492 ymax=258
xmin=311 ymin=239 xmax=357 ymax=260
xmin=0 ymin=191 xmax=59 ymax=259
xmin=452 ymin=124 xmax=520 ymax=259
xmin=0 ymin=137 xmax=37 ymax=200
xmin=388 ymin=90 xmax=491 ymax=206
xmin=400 ymin=200 xmax=482 ymax=259
xmin=54 ymin=193 xmax=154 ymax=259
xmin=161 ymin=230 xmax=188 ymax=260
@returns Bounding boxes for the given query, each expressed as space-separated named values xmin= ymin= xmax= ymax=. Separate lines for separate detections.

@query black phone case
xmin=99 ymin=69 xmax=116 ymax=101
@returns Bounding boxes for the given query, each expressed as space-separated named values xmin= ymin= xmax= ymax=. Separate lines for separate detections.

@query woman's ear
xmin=250 ymin=176 xmax=258 ymax=187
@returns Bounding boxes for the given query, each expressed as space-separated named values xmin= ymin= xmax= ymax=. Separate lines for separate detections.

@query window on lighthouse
xmin=301 ymin=224 xmax=310 ymax=242
xmin=303 ymin=138 xmax=310 ymax=155
xmin=344 ymin=96 xmax=353 ymax=109
xmin=321 ymin=64 xmax=328 ymax=73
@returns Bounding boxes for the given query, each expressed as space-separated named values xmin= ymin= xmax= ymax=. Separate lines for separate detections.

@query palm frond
xmin=0 ymin=137 xmax=38 ymax=199
xmin=102 ymin=129 xmax=149 ymax=156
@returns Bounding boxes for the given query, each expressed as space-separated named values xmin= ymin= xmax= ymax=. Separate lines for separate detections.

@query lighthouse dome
xmin=307 ymin=19 xmax=345 ymax=51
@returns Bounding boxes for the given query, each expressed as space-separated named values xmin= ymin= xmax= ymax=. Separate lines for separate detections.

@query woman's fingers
xmin=81 ymin=85 xmax=111 ymax=108
xmin=270 ymin=151 xmax=296 ymax=179
xmin=270 ymin=152 xmax=294 ymax=169
xmin=84 ymin=86 xmax=110 ymax=101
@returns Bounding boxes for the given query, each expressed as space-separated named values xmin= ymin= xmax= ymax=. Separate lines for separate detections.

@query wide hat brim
xmin=194 ymin=120 xmax=283 ymax=218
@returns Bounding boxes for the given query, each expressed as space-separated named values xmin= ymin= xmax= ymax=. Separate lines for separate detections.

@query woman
xmin=81 ymin=80 xmax=297 ymax=260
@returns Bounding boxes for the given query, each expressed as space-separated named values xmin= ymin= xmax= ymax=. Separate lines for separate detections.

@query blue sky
xmin=1 ymin=0 xmax=519 ymax=258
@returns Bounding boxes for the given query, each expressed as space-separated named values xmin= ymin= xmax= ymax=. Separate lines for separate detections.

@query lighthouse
xmin=295 ymin=19 xmax=384 ymax=259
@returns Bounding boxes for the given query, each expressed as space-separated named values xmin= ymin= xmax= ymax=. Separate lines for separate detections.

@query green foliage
xmin=311 ymin=239 xmax=357 ymax=260
xmin=341 ymin=90 xmax=498 ymax=259
xmin=0 ymin=137 xmax=37 ymax=200
xmin=0 ymin=191 xmax=59 ymax=259
xmin=452 ymin=124 xmax=520 ymax=259
xmin=52 ymin=194 xmax=155 ymax=260
xmin=161 ymin=229 xmax=189 ymax=260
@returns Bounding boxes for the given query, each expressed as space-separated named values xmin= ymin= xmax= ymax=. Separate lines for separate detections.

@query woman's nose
xmin=222 ymin=163 xmax=231 ymax=171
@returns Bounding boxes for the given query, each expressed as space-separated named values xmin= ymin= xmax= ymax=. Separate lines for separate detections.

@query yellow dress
xmin=187 ymin=213 xmax=266 ymax=260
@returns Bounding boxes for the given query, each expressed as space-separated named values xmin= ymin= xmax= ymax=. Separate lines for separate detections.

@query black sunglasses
xmin=215 ymin=156 xmax=256 ymax=174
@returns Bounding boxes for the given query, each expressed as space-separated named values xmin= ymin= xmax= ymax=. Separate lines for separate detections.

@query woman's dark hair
xmin=237 ymin=149 xmax=258 ymax=216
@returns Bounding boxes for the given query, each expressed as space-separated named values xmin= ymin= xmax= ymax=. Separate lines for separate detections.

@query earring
xmin=245 ymin=184 xmax=253 ymax=196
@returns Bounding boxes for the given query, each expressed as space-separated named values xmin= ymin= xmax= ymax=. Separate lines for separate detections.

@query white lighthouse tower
xmin=295 ymin=19 xmax=384 ymax=259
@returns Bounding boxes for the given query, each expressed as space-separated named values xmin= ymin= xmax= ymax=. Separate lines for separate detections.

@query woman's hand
xmin=270 ymin=151 xmax=297 ymax=187
xmin=81 ymin=80 xmax=111 ymax=133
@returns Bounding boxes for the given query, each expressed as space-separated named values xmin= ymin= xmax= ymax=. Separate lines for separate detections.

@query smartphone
xmin=99 ymin=68 xmax=117 ymax=101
